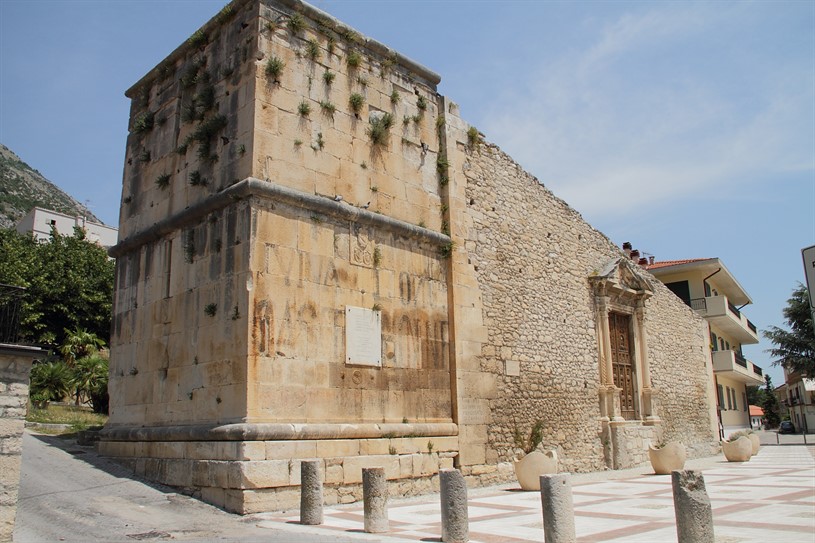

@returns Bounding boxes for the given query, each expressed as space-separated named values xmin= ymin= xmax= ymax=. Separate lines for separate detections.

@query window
xmin=717 ymin=384 xmax=725 ymax=409
xmin=743 ymin=392 xmax=748 ymax=411
xmin=727 ymin=387 xmax=733 ymax=410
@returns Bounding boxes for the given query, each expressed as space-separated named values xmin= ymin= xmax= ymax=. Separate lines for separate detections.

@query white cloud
xmin=480 ymin=3 xmax=815 ymax=220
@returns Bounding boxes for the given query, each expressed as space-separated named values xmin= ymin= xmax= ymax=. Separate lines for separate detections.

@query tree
xmin=746 ymin=385 xmax=766 ymax=407
xmin=761 ymin=374 xmax=782 ymax=429
xmin=763 ymin=283 xmax=815 ymax=377
xmin=0 ymin=227 xmax=114 ymax=347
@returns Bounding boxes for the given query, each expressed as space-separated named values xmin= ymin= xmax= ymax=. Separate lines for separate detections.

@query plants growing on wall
xmin=390 ymin=90 xmax=400 ymax=104
xmin=467 ymin=126 xmax=481 ymax=149
xmin=204 ymin=303 xmax=217 ymax=317
xmin=298 ymin=100 xmax=311 ymax=117
xmin=188 ymin=30 xmax=207 ymax=50
xmin=190 ymin=114 xmax=228 ymax=161
xmin=437 ymin=153 xmax=449 ymax=186
xmin=367 ymin=113 xmax=393 ymax=146
xmin=189 ymin=171 xmax=207 ymax=187
xmin=305 ymin=39 xmax=321 ymax=61
xmin=417 ymin=95 xmax=427 ymax=111
xmin=319 ymin=101 xmax=335 ymax=119
xmin=265 ymin=56 xmax=285 ymax=82
xmin=438 ymin=241 xmax=455 ymax=259
xmin=132 ymin=111 xmax=155 ymax=134
xmin=346 ymin=50 xmax=362 ymax=69
xmin=322 ymin=69 xmax=335 ymax=86
xmin=349 ymin=93 xmax=364 ymax=116
xmin=180 ymin=58 xmax=205 ymax=88
xmin=155 ymin=173 xmax=171 ymax=190
xmin=287 ymin=13 xmax=306 ymax=35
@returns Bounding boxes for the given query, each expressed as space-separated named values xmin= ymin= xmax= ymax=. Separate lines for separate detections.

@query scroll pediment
xmin=590 ymin=257 xmax=653 ymax=297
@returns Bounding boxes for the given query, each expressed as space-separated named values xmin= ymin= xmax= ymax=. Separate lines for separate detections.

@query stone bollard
xmin=362 ymin=467 xmax=389 ymax=533
xmin=300 ymin=460 xmax=323 ymax=525
xmin=439 ymin=468 xmax=469 ymax=543
xmin=671 ymin=470 xmax=714 ymax=543
xmin=539 ymin=473 xmax=576 ymax=543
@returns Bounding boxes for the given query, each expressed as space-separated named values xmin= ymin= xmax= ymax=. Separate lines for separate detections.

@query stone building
xmin=100 ymin=0 xmax=720 ymax=513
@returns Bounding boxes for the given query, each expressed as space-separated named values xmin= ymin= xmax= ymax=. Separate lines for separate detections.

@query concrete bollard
xmin=300 ymin=460 xmax=323 ymax=525
xmin=362 ymin=467 xmax=389 ymax=533
xmin=539 ymin=473 xmax=576 ymax=543
xmin=439 ymin=468 xmax=469 ymax=543
xmin=671 ymin=470 xmax=714 ymax=543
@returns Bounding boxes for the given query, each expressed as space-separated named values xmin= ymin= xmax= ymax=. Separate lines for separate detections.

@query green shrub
xmin=30 ymin=360 xmax=71 ymax=404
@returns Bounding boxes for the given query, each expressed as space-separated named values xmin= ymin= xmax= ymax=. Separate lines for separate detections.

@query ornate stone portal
xmin=590 ymin=258 xmax=661 ymax=469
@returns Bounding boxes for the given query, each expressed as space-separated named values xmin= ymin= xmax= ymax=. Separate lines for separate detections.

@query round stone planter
xmin=748 ymin=433 xmax=761 ymax=455
xmin=513 ymin=450 xmax=558 ymax=491
xmin=648 ymin=441 xmax=686 ymax=475
xmin=722 ymin=436 xmax=752 ymax=462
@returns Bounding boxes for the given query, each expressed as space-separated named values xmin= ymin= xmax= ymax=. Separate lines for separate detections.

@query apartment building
xmin=645 ymin=253 xmax=763 ymax=437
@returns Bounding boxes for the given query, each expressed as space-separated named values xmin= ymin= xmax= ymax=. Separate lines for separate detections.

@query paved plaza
xmin=256 ymin=445 xmax=815 ymax=543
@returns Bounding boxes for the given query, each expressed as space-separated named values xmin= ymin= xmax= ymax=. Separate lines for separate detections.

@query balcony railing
xmin=690 ymin=298 xmax=707 ymax=312
xmin=734 ymin=351 xmax=748 ymax=368
xmin=752 ymin=364 xmax=763 ymax=377
xmin=0 ymin=284 xmax=25 ymax=344
xmin=727 ymin=301 xmax=741 ymax=318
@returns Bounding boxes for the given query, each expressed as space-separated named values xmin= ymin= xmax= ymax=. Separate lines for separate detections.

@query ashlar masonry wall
xmin=103 ymin=0 xmax=459 ymax=514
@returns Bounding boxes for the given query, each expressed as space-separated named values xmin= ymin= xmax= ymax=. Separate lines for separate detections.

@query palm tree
xmin=60 ymin=328 xmax=105 ymax=404
xmin=71 ymin=354 xmax=109 ymax=413
xmin=59 ymin=327 xmax=105 ymax=366
xmin=29 ymin=360 xmax=71 ymax=407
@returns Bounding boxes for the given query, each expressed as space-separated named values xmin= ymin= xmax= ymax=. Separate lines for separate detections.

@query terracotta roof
xmin=645 ymin=258 xmax=712 ymax=270
xmin=749 ymin=405 xmax=764 ymax=416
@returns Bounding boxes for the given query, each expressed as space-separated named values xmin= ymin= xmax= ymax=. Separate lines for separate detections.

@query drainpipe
xmin=703 ymin=268 xmax=721 ymax=297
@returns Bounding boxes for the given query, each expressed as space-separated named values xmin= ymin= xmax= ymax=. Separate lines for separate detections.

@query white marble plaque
xmin=345 ymin=306 xmax=382 ymax=367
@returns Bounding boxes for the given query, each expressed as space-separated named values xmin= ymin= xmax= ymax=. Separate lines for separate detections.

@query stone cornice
xmin=100 ymin=421 xmax=458 ymax=442
xmin=109 ymin=177 xmax=452 ymax=257
xmin=126 ymin=0 xmax=441 ymax=99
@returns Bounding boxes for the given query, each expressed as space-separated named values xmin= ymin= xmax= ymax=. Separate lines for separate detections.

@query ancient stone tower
xmin=101 ymin=0 xmax=719 ymax=513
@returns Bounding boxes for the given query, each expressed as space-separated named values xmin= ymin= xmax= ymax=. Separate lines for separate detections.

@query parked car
xmin=779 ymin=421 xmax=795 ymax=434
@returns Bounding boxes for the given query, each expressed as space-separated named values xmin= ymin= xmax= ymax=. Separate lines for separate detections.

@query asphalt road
xmin=14 ymin=432 xmax=359 ymax=543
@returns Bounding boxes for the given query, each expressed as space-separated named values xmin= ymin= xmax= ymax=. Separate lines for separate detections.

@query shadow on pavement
xmin=26 ymin=431 xmax=180 ymax=497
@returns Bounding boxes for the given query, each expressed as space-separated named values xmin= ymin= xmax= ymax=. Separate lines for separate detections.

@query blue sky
xmin=1 ymin=0 xmax=813 ymax=385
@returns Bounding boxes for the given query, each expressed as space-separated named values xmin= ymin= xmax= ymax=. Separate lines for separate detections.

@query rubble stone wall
xmin=460 ymin=142 xmax=718 ymax=473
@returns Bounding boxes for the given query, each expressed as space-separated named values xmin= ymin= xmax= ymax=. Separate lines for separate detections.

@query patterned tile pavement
xmin=253 ymin=445 xmax=815 ymax=542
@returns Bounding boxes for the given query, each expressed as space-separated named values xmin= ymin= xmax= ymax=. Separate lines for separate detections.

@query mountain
xmin=0 ymin=143 xmax=102 ymax=229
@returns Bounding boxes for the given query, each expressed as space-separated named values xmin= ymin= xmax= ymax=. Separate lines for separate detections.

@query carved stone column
xmin=636 ymin=301 xmax=659 ymax=422
xmin=598 ymin=296 xmax=614 ymax=386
